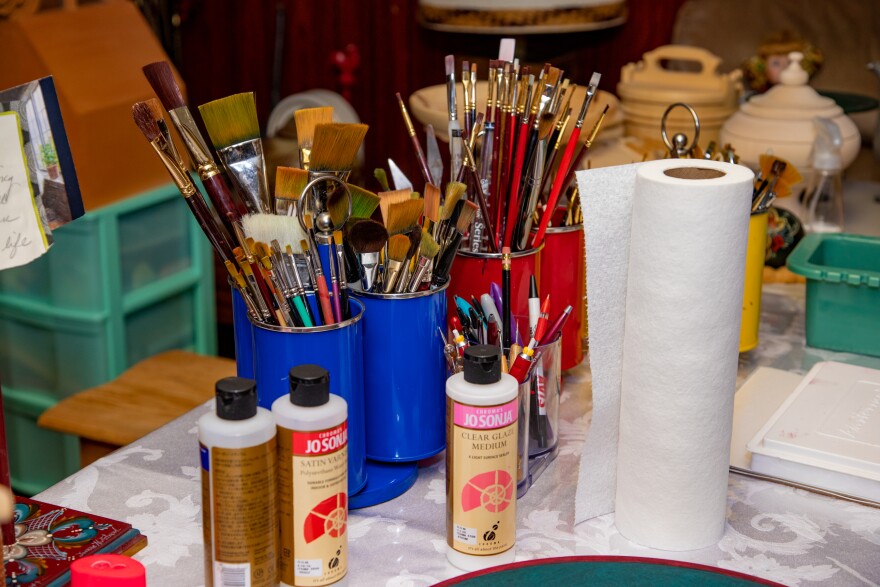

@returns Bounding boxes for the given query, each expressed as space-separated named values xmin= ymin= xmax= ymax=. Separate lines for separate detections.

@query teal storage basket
xmin=786 ymin=233 xmax=880 ymax=357
xmin=0 ymin=184 xmax=217 ymax=494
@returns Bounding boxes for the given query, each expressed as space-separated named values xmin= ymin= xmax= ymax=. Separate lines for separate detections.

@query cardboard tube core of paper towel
xmin=663 ymin=167 xmax=725 ymax=180
xmin=612 ymin=159 xmax=752 ymax=551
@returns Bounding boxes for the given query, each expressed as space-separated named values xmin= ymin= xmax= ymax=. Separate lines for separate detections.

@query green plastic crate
xmin=0 ymin=184 xmax=217 ymax=493
xmin=786 ymin=233 xmax=880 ymax=357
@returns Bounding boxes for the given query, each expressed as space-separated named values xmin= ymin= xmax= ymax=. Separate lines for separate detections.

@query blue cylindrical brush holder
xmin=231 ymin=288 xmax=367 ymax=494
xmin=353 ymin=283 xmax=448 ymax=462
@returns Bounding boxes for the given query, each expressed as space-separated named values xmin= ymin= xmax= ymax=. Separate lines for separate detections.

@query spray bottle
xmin=446 ymin=345 xmax=518 ymax=571
xmin=804 ymin=116 xmax=845 ymax=233
xmin=198 ymin=377 xmax=278 ymax=587
xmin=273 ymin=365 xmax=348 ymax=587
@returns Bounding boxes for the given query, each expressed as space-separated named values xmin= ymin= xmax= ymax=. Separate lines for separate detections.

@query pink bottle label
xmin=453 ymin=399 xmax=517 ymax=429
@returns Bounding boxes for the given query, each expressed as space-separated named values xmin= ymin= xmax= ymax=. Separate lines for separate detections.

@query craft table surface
xmin=36 ymin=285 xmax=880 ymax=586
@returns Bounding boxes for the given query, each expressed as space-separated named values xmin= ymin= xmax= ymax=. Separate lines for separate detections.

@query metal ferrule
xmin=217 ymin=139 xmax=271 ymax=215
xmin=486 ymin=66 xmax=497 ymax=115
xmin=168 ymin=107 xmax=220 ymax=179
xmin=150 ymin=136 xmax=196 ymax=197
xmin=408 ymin=256 xmax=430 ymax=293
xmin=577 ymin=83 xmax=599 ymax=127
xmin=446 ymin=74 xmax=457 ymax=121
xmin=357 ymin=252 xmax=380 ymax=291
xmin=299 ymin=147 xmax=311 ymax=170
xmin=397 ymin=98 xmax=417 ymax=138
xmin=469 ymin=67 xmax=477 ymax=113
xmin=383 ymin=259 xmax=404 ymax=293
xmin=462 ymin=69 xmax=472 ymax=113
xmin=584 ymin=108 xmax=608 ymax=148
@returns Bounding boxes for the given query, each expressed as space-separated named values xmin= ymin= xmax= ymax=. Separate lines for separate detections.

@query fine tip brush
xmin=293 ymin=106 xmax=333 ymax=169
xmin=131 ymin=100 xmax=236 ymax=266
xmin=395 ymin=92 xmax=432 ymax=184
xmin=445 ymin=54 xmax=463 ymax=181
xmin=198 ymin=92 xmax=272 ymax=215
xmin=143 ymin=60 xmax=246 ymax=235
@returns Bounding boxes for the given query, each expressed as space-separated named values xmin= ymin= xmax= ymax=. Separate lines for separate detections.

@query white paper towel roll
xmin=575 ymin=159 xmax=753 ymax=551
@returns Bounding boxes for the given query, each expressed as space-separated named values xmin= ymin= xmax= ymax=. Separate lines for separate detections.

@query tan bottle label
xmin=446 ymin=398 xmax=517 ymax=556
xmin=201 ymin=440 xmax=278 ymax=587
xmin=278 ymin=422 xmax=348 ymax=587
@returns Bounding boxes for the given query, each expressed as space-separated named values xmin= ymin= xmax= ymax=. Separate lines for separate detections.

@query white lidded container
xmin=721 ymin=52 xmax=860 ymax=176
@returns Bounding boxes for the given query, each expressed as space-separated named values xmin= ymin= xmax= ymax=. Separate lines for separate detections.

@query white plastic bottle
xmin=198 ymin=377 xmax=277 ymax=587
xmin=446 ymin=344 xmax=519 ymax=571
xmin=273 ymin=365 xmax=348 ymax=587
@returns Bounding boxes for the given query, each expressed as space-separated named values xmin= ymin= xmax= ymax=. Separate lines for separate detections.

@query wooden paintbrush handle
xmin=202 ymin=173 xmax=245 ymax=232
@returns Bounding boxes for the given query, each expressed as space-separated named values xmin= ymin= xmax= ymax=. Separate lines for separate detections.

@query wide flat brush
xmin=378 ymin=189 xmax=413 ymax=227
xmin=385 ymin=199 xmax=424 ymax=236
xmin=309 ymin=123 xmax=369 ymax=173
xmin=198 ymin=92 xmax=272 ymax=215
xmin=346 ymin=219 xmax=388 ymax=291
xmin=294 ymin=106 xmax=333 ymax=169
xmin=434 ymin=181 xmax=466 ymax=242
xmin=142 ymin=61 xmax=246 ymax=237
xmin=275 ymin=166 xmax=309 ymax=216
xmin=384 ymin=234 xmax=412 ymax=293
xmin=131 ymin=101 xmax=235 ymax=265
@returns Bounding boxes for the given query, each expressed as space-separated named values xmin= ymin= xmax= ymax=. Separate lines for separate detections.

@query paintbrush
xmin=142 ymin=61 xmax=247 ymax=239
xmin=275 ymin=166 xmax=309 ymax=216
xmin=434 ymin=181 xmax=466 ymax=242
xmin=293 ymin=106 xmax=333 ymax=169
xmin=503 ymin=71 xmax=535 ymax=247
xmin=132 ymin=100 xmax=237 ymax=267
xmin=199 ymin=92 xmax=272 ymax=215
xmin=299 ymin=238 xmax=334 ymax=325
xmin=378 ymin=189 xmax=413 ymax=226
xmin=233 ymin=245 xmax=274 ymax=323
xmin=308 ymin=122 xmax=368 ymax=174
xmin=423 ymin=183 xmax=442 ymax=230
xmin=395 ymin=225 xmax=423 ymax=293
xmin=408 ymin=230 xmax=440 ymax=292
xmin=385 ymin=199 xmax=424 ymax=236
xmin=346 ymin=219 xmax=387 ymax=291
xmin=516 ymin=113 xmax=555 ymax=249
xmin=540 ymin=106 xmax=572 ymax=196
xmin=333 ymin=232 xmax=351 ymax=319
xmin=445 ymin=55 xmax=463 ymax=182
xmin=384 ymin=234 xmax=411 ymax=293
xmin=431 ymin=202 xmax=476 ymax=287
xmin=251 ymin=240 xmax=295 ymax=327
xmin=502 ymin=247 xmax=512 ymax=349
xmin=461 ymin=139 xmax=498 ymax=253
xmin=532 ymin=72 xmax=601 ymax=248
xmin=374 ymin=167 xmax=391 ymax=191
xmin=395 ymin=93 xmax=432 ymax=184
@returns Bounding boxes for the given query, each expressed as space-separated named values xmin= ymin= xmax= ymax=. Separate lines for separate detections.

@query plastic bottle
xmin=446 ymin=345 xmax=519 ymax=571
xmin=198 ymin=377 xmax=278 ymax=587
xmin=804 ymin=117 xmax=845 ymax=233
xmin=273 ymin=365 xmax=348 ymax=587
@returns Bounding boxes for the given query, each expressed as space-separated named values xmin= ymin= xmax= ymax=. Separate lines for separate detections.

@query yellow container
xmin=740 ymin=211 xmax=769 ymax=352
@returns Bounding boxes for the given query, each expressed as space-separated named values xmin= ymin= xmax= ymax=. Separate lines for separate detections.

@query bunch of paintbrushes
xmin=752 ymin=154 xmax=801 ymax=213
xmin=393 ymin=41 xmax=608 ymax=256
xmin=134 ymin=60 xmax=374 ymax=328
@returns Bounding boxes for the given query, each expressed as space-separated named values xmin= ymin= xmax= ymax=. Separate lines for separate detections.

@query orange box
xmin=0 ymin=1 xmax=183 ymax=210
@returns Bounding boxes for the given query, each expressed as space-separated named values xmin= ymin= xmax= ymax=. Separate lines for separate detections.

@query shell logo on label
xmin=304 ymin=493 xmax=347 ymax=543
xmin=461 ymin=470 xmax=514 ymax=513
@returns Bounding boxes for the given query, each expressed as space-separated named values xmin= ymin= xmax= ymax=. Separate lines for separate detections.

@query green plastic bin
xmin=786 ymin=233 xmax=880 ymax=357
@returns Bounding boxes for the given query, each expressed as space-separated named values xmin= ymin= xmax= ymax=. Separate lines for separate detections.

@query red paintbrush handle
xmin=559 ymin=142 xmax=589 ymax=201
xmin=532 ymin=126 xmax=582 ymax=247
xmin=202 ymin=173 xmax=244 ymax=232
xmin=315 ymin=276 xmax=335 ymax=325
xmin=503 ymin=120 xmax=530 ymax=247
xmin=498 ymin=112 xmax=518 ymax=241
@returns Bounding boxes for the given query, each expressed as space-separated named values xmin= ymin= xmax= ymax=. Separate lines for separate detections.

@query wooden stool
xmin=38 ymin=350 xmax=236 ymax=466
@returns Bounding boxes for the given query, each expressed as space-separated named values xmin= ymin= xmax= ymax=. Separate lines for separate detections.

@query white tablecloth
xmin=37 ymin=284 xmax=880 ymax=586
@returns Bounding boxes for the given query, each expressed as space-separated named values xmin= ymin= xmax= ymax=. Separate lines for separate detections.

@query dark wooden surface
xmin=172 ymin=0 xmax=688 ymax=351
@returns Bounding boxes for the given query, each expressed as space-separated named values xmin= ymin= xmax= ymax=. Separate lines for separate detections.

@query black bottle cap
xmin=215 ymin=377 xmax=258 ymax=421
xmin=289 ymin=364 xmax=330 ymax=407
xmin=463 ymin=345 xmax=502 ymax=385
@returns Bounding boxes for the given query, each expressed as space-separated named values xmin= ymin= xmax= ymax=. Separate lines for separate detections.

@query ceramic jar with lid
xmin=720 ymin=52 xmax=860 ymax=174
xmin=618 ymin=45 xmax=741 ymax=145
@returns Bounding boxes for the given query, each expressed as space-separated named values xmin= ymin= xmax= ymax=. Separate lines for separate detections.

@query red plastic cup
xmin=535 ymin=215 xmax=585 ymax=371
xmin=70 ymin=555 xmax=146 ymax=587
xmin=445 ymin=246 xmax=543 ymax=332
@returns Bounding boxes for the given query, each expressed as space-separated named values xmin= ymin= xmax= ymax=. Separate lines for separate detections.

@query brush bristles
xmin=424 ymin=183 xmax=441 ymax=223
xmin=419 ymin=231 xmax=440 ymax=259
xmin=131 ymin=101 xmax=161 ymax=141
xmin=293 ymin=107 xmax=333 ymax=148
xmin=347 ymin=220 xmax=388 ymax=254
xmin=441 ymin=182 xmax=467 ymax=220
xmin=198 ymin=92 xmax=260 ymax=149
xmin=142 ymin=61 xmax=185 ymax=110
xmin=387 ymin=234 xmax=411 ymax=261
xmin=456 ymin=201 xmax=478 ymax=234
xmin=275 ymin=167 xmax=309 ymax=203
xmin=445 ymin=55 xmax=456 ymax=77
xmin=589 ymin=72 xmax=601 ymax=89
xmin=309 ymin=123 xmax=369 ymax=171
xmin=385 ymin=199 xmax=424 ymax=235
xmin=146 ymin=98 xmax=166 ymax=124
xmin=241 ymin=213 xmax=306 ymax=251
xmin=347 ymin=184 xmax=381 ymax=219
xmin=538 ymin=112 xmax=556 ymax=140
xmin=378 ymin=189 xmax=412 ymax=225
xmin=406 ymin=226 xmax=422 ymax=257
